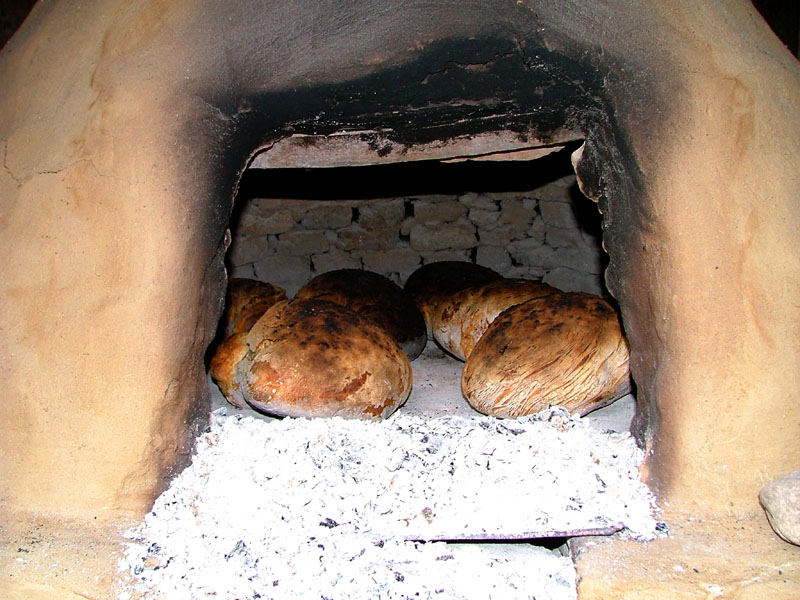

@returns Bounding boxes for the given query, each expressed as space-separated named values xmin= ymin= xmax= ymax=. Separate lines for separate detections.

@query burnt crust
xmin=295 ymin=269 xmax=426 ymax=360
xmin=237 ymin=298 xmax=412 ymax=419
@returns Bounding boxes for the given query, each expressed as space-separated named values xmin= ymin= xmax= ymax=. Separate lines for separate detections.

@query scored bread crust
xmin=432 ymin=278 xmax=558 ymax=361
xmin=237 ymin=298 xmax=412 ymax=419
xmin=462 ymin=292 xmax=631 ymax=418
xmin=295 ymin=269 xmax=426 ymax=360
xmin=404 ymin=261 xmax=502 ymax=339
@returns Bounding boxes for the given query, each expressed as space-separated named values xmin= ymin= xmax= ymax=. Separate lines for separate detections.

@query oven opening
xmin=120 ymin=145 xmax=658 ymax=599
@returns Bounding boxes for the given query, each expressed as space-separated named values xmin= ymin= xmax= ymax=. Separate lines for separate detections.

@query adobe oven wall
xmin=0 ymin=0 xmax=797 ymax=521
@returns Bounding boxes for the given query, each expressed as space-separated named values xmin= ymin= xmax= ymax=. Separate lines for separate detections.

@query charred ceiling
xmin=193 ymin=34 xmax=642 ymax=242
xmin=203 ymin=39 xmax=589 ymax=166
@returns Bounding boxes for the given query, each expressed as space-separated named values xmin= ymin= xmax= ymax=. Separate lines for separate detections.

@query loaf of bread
xmin=237 ymin=298 xmax=412 ymax=419
xmin=295 ymin=269 xmax=426 ymax=360
xmin=222 ymin=278 xmax=287 ymax=336
xmin=462 ymin=292 xmax=631 ymax=418
xmin=404 ymin=261 xmax=502 ymax=339
xmin=211 ymin=278 xmax=288 ymax=408
xmin=431 ymin=278 xmax=558 ymax=361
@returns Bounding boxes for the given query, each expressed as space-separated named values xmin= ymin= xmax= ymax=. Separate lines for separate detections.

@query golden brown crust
xmin=404 ymin=261 xmax=502 ymax=339
xmin=462 ymin=292 xmax=631 ymax=418
xmin=432 ymin=278 xmax=558 ymax=361
xmin=209 ymin=332 xmax=249 ymax=408
xmin=295 ymin=269 xmax=426 ymax=360
xmin=223 ymin=278 xmax=287 ymax=336
xmin=237 ymin=298 xmax=412 ymax=419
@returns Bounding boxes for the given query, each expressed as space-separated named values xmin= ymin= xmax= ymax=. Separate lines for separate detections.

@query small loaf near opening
xmin=404 ymin=261 xmax=503 ymax=339
xmin=462 ymin=292 xmax=631 ymax=418
xmin=431 ymin=278 xmax=559 ymax=361
xmin=296 ymin=269 xmax=427 ymax=360
xmin=222 ymin=278 xmax=288 ymax=336
xmin=210 ymin=278 xmax=288 ymax=408
xmin=236 ymin=298 xmax=412 ymax=419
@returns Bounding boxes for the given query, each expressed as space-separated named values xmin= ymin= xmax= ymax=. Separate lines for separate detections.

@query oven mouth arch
xmin=198 ymin=32 xmax=652 ymax=463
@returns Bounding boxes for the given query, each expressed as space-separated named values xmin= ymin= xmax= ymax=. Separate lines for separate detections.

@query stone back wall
xmin=227 ymin=174 xmax=606 ymax=296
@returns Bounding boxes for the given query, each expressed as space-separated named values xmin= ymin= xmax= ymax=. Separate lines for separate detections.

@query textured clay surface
xmin=0 ymin=0 xmax=798 ymax=524
xmin=573 ymin=509 xmax=800 ymax=599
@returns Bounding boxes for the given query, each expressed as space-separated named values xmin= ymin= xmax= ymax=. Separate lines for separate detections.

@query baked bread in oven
xmin=404 ymin=261 xmax=502 ymax=339
xmin=209 ymin=332 xmax=249 ymax=408
xmin=295 ymin=269 xmax=426 ymax=360
xmin=431 ymin=278 xmax=558 ymax=361
xmin=223 ymin=278 xmax=287 ymax=336
xmin=462 ymin=292 xmax=631 ymax=418
xmin=237 ymin=298 xmax=412 ymax=419
xmin=210 ymin=278 xmax=288 ymax=408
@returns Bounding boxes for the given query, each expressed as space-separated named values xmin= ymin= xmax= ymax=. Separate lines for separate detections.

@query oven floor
xmin=115 ymin=341 xmax=652 ymax=599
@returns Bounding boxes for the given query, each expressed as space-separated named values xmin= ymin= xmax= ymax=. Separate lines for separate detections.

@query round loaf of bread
xmin=223 ymin=278 xmax=287 ymax=336
xmin=237 ymin=298 xmax=412 ymax=419
xmin=404 ymin=261 xmax=502 ymax=339
xmin=462 ymin=292 xmax=631 ymax=418
xmin=431 ymin=278 xmax=558 ymax=361
xmin=295 ymin=269 xmax=426 ymax=360
xmin=209 ymin=332 xmax=249 ymax=408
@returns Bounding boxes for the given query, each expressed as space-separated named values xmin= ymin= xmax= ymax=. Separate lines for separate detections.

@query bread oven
xmin=1 ymin=1 xmax=799 ymax=598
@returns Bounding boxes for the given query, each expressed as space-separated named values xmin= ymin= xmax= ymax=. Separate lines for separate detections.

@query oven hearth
xmin=120 ymin=346 xmax=651 ymax=599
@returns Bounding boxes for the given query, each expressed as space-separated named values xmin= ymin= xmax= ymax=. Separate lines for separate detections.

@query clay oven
xmin=1 ymin=0 xmax=799 ymax=595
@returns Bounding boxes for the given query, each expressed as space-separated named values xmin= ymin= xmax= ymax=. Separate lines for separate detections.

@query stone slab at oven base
xmin=571 ymin=509 xmax=800 ymax=599
xmin=0 ymin=510 xmax=133 ymax=600
xmin=4 ymin=508 xmax=797 ymax=599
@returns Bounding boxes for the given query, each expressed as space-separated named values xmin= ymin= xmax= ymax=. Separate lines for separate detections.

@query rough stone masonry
xmin=228 ymin=174 xmax=606 ymax=295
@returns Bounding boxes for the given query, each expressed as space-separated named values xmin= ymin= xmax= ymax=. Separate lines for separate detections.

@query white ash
xmin=118 ymin=407 xmax=658 ymax=599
